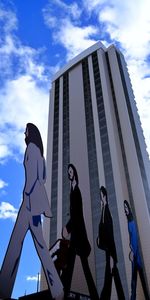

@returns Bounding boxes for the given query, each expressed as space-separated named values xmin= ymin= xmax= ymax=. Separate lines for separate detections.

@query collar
xmin=71 ymin=181 xmax=76 ymax=190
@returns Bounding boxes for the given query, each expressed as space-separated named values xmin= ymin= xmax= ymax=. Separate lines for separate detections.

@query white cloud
xmin=98 ymin=0 xmax=150 ymax=60
xmin=43 ymin=1 xmax=99 ymax=60
xmin=0 ymin=6 xmax=50 ymax=161
xmin=83 ymin=0 xmax=106 ymax=12
xmin=0 ymin=143 xmax=11 ymax=162
xmin=0 ymin=201 xmax=18 ymax=221
xmin=0 ymin=75 xmax=49 ymax=161
xmin=0 ymin=30 xmax=49 ymax=84
xmin=51 ymin=18 xmax=98 ymax=60
xmin=43 ymin=14 xmax=57 ymax=28
xmin=54 ymin=0 xmax=82 ymax=19
xmin=93 ymin=0 xmax=150 ymax=156
xmin=0 ymin=179 xmax=8 ymax=189
xmin=100 ymin=6 xmax=116 ymax=23
xmin=26 ymin=274 xmax=40 ymax=282
xmin=43 ymin=0 xmax=81 ymax=25
xmin=0 ymin=4 xmax=18 ymax=34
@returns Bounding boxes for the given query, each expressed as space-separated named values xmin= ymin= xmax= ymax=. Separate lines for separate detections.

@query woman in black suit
xmin=97 ymin=186 xmax=125 ymax=300
xmin=62 ymin=164 xmax=99 ymax=300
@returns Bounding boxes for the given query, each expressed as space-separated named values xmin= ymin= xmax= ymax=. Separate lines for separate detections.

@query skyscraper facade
xmin=41 ymin=41 xmax=150 ymax=299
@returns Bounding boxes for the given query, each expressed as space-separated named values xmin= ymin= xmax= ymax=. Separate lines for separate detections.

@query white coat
xmin=23 ymin=142 xmax=52 ymax=217
xmin=0 ymin=142 xmax=64 ymax=300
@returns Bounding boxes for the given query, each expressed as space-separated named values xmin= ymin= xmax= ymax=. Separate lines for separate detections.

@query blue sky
xmin=0 ymin=0 xmax=150 ymax=298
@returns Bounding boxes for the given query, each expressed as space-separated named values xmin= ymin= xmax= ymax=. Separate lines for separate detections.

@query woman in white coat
xmin=0 ymin=123 xmax=63 ymax=300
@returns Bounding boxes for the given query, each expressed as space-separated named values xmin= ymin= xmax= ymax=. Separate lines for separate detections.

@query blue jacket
xmin=128 ymin=220 xmax=142 ymax=267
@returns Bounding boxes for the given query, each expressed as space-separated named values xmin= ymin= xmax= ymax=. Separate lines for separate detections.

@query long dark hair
xmin=68 ymin=163 xmax=79 ymax=185
xmin=124 ymin=200 xmax=133 ymax=221
xmin=100 ymin=186 xmax=108 ymax=203
xmin=26 ymin=123 xmax=44 ymax=157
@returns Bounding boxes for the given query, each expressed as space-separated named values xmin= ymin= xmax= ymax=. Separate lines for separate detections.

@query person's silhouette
xmin=97 ymin=186 xmax=125 ymax=300
xmin=0 ymin=123 xmax=64 ymax=300
xmin=124 ymin=200 xmax=149 ymax=300
xmin=62 ymin=164 xmax=99 ymax=300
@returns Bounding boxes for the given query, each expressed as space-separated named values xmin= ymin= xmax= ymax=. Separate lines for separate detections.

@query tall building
xmin=41 ymin=41 xmax=150 ymax=299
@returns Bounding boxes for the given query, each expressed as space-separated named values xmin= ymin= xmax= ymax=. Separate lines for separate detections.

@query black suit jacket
xmin=66 ymin=185 xmax=91 ymax=257
xmin=98 ymin=204 xmax=117 ymax=263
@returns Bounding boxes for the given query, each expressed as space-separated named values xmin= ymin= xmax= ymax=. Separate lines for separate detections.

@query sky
xmin=0 ymin=0 xmax=150 ymax=298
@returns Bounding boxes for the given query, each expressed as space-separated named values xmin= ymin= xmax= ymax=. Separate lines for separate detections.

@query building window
xmin=82 ymin=57 xmax=100 ymax=288
xmin=62 ymin=72 xmax=70 ymax=226
xmin=92 ymin=51 xmax=127 ymax=293
xmin=116 ymin=51 xmax=150 ymax=213
xmin=50 ymin=79 xmax=59 ymax=246
xmin=92 ymin=51 xmax=116 ymax=204
xmin=105 ymin=52 xmax=134 ymax=205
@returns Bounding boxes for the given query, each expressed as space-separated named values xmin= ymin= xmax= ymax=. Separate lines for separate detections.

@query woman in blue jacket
xmin=124 ymin=200 xmax=149 ymax=300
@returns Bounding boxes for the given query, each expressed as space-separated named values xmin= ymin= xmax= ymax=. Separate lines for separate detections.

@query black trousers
xmin=131 ymin=259 xmax=149 ymax=300
xmin=61 ymin=244 xmax=99 ymax=300
xmin=100 ymin=251 xmax=125 ymax=300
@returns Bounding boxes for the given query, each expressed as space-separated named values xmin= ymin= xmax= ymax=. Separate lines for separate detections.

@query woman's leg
xmin=138 ymin=266 xmax=149 ymax=300
xmin=113 ymin=264 xmax=125 ymax=300
xmin=130 ymin=259 xmax=137 ymax=300
xmin=100 ymin=252 xmax=112 ymax=300
xmin=61 ymin=243 xmax=76 ymax=298
xmin=80 ymin=255 xmax=99 ymax=300
xmin=30 ymin=215 xmax=64 ymax=300
xmin=0 ymin=205 xmax=28 ymax=298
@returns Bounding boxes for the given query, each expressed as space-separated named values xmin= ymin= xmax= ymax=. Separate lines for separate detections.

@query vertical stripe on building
xmin=62 ymin=72 xmax=70 ymax=226
xmin=92 ymin=50 xmax=127 ymax=294
xmin=116 ymin=52 xmax=150 ymax=214
xmin=82 ymin=57 xmax=100 ymax=288
xmin=50 ymin=79 xmax=60 ymax=246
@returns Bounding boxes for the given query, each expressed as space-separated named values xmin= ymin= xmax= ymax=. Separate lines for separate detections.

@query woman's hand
xmin=62 ymin=226 xmax=70 ymax=240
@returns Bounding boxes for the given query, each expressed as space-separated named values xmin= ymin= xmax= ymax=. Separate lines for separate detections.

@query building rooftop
xmin=52 ymin=41 xmax=106 ymax=82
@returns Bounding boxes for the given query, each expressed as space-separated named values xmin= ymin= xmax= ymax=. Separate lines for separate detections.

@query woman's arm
xmin=24 ymin=143 xmax=38 ymax=195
